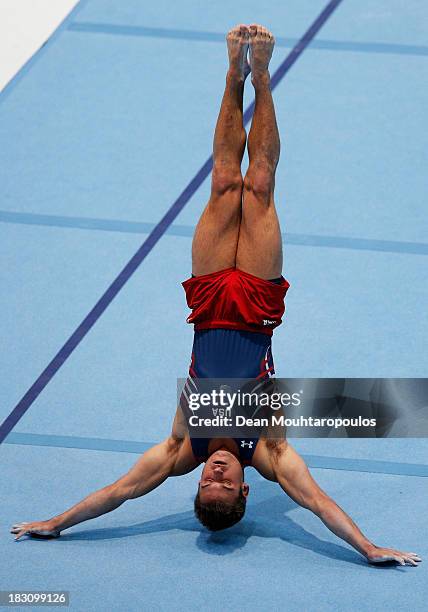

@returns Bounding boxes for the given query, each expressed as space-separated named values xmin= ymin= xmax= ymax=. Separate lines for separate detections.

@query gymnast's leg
xmin=192 ymin=24 xmax=250 ymax=276
xmin=236 ymin=24 xmax=283 ymax=280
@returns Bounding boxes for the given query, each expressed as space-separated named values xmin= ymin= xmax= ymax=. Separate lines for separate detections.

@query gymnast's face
xmin=198 ymin=450 xmax=249 ymax=504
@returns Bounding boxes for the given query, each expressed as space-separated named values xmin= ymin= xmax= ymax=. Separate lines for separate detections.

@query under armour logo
xmin=262 ymin=319 xmax=277 ymax=326
xmin=241 ymin=441 xmax=254 ymax=449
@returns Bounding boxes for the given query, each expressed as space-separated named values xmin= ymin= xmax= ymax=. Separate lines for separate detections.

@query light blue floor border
xmin=5 ymin=432 xmax=428 ymax=477
xmin=0 ymin=0 xmax=90 ymax=104
xmin=2 ymin=210 xmax=427 ymax=255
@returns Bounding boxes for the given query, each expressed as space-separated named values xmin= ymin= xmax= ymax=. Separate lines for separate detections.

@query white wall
xmin=0 ymin=0 xmax=79 ymax=91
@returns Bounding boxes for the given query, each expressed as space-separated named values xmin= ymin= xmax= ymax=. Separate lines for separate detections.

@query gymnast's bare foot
xmin=226 ymin=24 xmax=250 ymax=81
xmin=248 ymin=24 xmax=275 ymax=83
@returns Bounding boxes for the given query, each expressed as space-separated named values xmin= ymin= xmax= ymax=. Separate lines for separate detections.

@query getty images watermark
xmin=177 ymin=378 xmax=413 ymax=439
xmin=184 ymin=385 xmax=375 ymax=428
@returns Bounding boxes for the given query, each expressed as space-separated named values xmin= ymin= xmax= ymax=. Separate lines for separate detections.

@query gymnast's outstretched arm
xmin=11 ymin=409 xmax=199 ymax=540
xmin=253 ymin=441 xmax=421 ymax=566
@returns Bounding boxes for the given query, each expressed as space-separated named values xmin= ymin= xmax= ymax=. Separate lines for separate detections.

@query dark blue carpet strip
xmin=5 ymin=432 xmax=428 ymax=477
xmin=68 ymin=22 xmax=428 ymax=58
xmin=2 ymin=210 xmax=427 ymax=255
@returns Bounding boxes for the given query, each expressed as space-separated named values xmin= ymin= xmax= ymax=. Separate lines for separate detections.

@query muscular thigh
xmin=192 ymin=193 xmax=242 ymax=276
xmin=236 ymin=190 xmax=283 ymax=279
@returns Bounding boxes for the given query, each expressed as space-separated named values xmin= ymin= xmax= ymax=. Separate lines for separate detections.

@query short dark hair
xmin=194 ymin=488 xmax=247 ymax=531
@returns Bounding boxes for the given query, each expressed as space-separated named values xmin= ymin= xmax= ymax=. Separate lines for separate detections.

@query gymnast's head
xmin=194 ymin=449 xmax=249 ymax=531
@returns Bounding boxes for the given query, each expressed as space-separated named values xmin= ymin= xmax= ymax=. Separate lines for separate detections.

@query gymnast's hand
xmin=365 ymin=545 xmax=421 ymax=566
xmin=11 ymin=521 xmax=60 ymax=540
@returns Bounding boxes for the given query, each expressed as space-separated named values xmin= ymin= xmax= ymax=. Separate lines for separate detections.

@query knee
xmin=211 ymin=164 xmax=243 ymax=197
xmin=244 ymin=164 xmax=275 ymax=203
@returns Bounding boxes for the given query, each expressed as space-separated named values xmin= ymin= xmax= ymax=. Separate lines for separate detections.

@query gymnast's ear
xmin=241 ymin=483 xmax=250 ymax=497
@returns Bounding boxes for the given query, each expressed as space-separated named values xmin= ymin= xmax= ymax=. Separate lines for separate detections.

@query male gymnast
xmin=11 ymin=25 xmax=421 ymax=567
